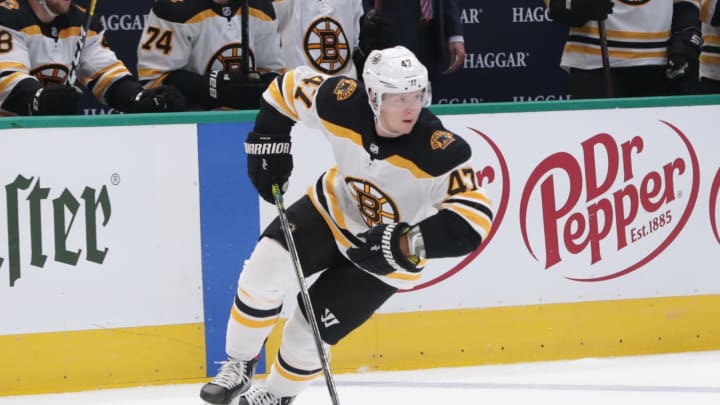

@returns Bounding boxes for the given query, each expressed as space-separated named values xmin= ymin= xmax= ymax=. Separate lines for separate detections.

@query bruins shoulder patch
xmin=430 ymin=130 xmax=455 ymax=150
xmin=333 ymin=78 xmax=357 ymax=101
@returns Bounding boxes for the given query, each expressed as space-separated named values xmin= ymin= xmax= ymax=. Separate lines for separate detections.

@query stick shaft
xmin=271 ymin=184 xmax=340 ymax=405
xmin=598 ymin=20 xmax=613 ymax=98
xmin=241 ymin=0 xmax=250 ymax=79
xmin=67 ymin=0 xmax=98 ymax=87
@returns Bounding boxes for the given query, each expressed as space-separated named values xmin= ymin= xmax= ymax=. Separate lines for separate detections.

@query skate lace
xmin=246 ymin=387 xmax=287 ymax=405
xmin=210 ymin=360 xmax=250 ymax=389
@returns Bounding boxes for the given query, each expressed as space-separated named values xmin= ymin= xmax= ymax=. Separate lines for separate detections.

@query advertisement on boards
xmin=0 ymin=124 xmax=203 ymax=334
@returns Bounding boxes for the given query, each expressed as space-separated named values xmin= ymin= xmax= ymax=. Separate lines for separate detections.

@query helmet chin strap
xmin=38 ymin=0 xmax=58 ymax=17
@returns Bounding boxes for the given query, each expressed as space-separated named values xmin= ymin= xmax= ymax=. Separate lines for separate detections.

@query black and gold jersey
xmin=261 ymin=67 xmax=493 ymax=289
xmin=273 ymin=0 xmax=361 ymax=77
xmin=0 ymin=0 xmax=131 ymax=114
xmin=544 ymin=0 xmax=701 ymax=69
xmin=137 ymin=0 xmax=284 ymax=89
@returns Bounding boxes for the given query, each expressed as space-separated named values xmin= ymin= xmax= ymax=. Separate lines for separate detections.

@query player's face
xmin=377 ymin=90 xmax=425 ymax=138
xmin=45 ymin=0 xmax=72 ymax=14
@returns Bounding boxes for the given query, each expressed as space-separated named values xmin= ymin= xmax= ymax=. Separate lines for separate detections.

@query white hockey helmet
xmin=362 ymin=46 xmax=431 ymax=116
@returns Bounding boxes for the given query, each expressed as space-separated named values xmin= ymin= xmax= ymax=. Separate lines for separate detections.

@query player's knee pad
xmin=237 ymin=237 xmax=296 ymax=308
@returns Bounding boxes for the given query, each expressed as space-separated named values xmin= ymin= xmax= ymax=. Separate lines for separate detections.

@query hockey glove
xmin=347 ymin=223 xmax=421 ymax=275
xmin=128 ymin=85 xmax=187 ymax=113
xmin=667 ymin=27 xmax=703 ymax=79
xmin=548 ymin=0 xmax=613 ymax=27
xmin=358 ymin=10 xmax=393 ymax=56
xmin=207 ymin=71 xmax=268 ymax=109
xmin=245 ymin=131 xmax=293 ymax=204
xmin=29 ymin=84 xmax=83 ymax=115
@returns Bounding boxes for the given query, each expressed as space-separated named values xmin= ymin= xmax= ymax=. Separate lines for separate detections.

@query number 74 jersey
xmin=263 ymin=67 xmax=494 ymax=287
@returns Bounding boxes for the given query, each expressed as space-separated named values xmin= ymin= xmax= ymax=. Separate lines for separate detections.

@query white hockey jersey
xmin=262 ymin=66 xmax=493 ymax=289
xmin=273 ymin=0 xmax=362 ymax=77
xmin=546 ymin=0 xmax=701 ymax=70
xmin=137 ymin=0 xmax=284 ymax=89
xmin=701 ymin=0 xmax=720 ymax=80
xmin=0 ymin=0 xmax=132 ymax=114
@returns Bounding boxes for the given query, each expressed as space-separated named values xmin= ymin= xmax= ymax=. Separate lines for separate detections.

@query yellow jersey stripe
xmin=441 ymin=204 xmax=492 ymax=237
xmin=385 ymin=155 xmax=433 ymax=179
xmin=320 ymin=119 xmax=363 ymax=145
xmin=282 ymin=71 xmax=298 ymax=118
xmin=308 ymin=185 xmax=352 ymax=248
xmin=0 ymin=61 xmax=28 ymax=71
xmin=267 ymin=80 xmax=299 ymax=121
xmin=273 ymin=362 xmax=322 ymax=382
xmin=324 ymin=166 xmax=348 ymax=230
xmin=565 ymin=44 xmax=666 ymax=59
xmin=384 ymin=271 xmax=422 ymax=281
xmin=571 ymin=26 xmax=670 ymax=41
xmin=230 ymin=306 xmax=279 ymax=328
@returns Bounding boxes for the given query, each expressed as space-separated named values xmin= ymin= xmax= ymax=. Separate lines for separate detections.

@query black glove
xmin=245 ymin=131 xmax=292 ymax=204
xmin=29 ymin=84 xmax=82 ymax=115
xmin=548 ymin=0 xmax=613 ymax=27
xmin=667 ymin=27 xmax=703 ymax=79
xmin=207 ymin=71 xmax=267 ymax=109
xmin=346 ymin=222 xmax=421 ymax=275
xmin=128 ymin=85 xmax=187 ymax=113
xmin=358 ymin=10 xmax=393 ymax=56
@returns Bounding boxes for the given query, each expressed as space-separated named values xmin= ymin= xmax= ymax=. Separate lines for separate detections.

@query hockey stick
xmin=271 ymin=184 xmax=340 ymax=405
xmin=598 ymin=19 xmax=613 ymax=98
xmin=241 ymin=0 xmax=250 ymax=80
xmin=67 ymin=0 xmax=98 ymax=87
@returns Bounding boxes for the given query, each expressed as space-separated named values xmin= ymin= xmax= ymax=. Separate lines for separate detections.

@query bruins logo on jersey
xmin=303 ymin=16 xmax=350 ymax=75
xmin=430 ymin=131 xmax=455 ymax=150
xmin=205 ymin=43 xmax=256 ymax=74
xmin=0 ymin=0 xmax=18 ymax=10
xmin=345 ymin=177 xmax=399 ymax=227
xmin=333 ymin=79 xmax=356 ymax=101
xmin=618 ymin=0 xmax=650 ymax=5
xmin=31 ymin=64 xmax=69 ymax=86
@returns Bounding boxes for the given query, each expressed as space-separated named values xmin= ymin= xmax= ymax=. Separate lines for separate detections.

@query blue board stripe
xmin=197 ymin=122 xmax=264 ymax=375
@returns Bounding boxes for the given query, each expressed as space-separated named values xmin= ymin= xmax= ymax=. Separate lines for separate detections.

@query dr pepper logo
xmin=520 ymin=121 xmax=699 ymax=282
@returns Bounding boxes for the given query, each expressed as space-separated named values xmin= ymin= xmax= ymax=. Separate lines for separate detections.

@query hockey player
xmin=546 ymin=0 xmax=704 ymax=98
xmin=0 ymin=0 xmax=185 ymax=115
xmin=273 ymin=0 xmax=363 ymax=77
xmin=137 ymin=0 xmax=284 ymax=110
xmin=198 ymin=46 xmax=493 ymax=405
xmin=700 ymin=0 xmax=720 ymax=92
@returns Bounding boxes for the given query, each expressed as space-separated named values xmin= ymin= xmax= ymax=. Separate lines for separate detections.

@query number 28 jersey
xmin=262 ymin=66 xmax=494 ymax=289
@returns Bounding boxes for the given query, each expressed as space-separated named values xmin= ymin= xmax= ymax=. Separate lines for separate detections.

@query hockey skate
xmin=200 ymin=358 xmax=257 ymax=405
xmin=237 ymin=386 xmax=295 ymax=405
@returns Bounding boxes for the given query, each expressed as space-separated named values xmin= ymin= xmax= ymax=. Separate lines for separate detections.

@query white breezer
xmin=362 ymin=46 xmax=431 ymax=118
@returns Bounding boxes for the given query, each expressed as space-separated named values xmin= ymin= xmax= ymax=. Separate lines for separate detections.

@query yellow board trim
xmin=266 ymin=294 xmax=720 ymax=374
xmin=0 ymin=323 xmax=206 ymax=396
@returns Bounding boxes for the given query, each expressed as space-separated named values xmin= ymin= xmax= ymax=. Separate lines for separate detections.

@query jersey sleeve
xmin=252 ymin=9 xmax=284 ymax=74
xmin=0 ymin=26 xmax=36 ymax=108
xmin=136 ymin=9 xmax=194 ymax=89
xmin=421 ymin=155 xmax=494 ymax=257
xmin=262 ymin=65 xmax=329 ymax=128
xmin=78 ymin=29 xmax=132 ymax=104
